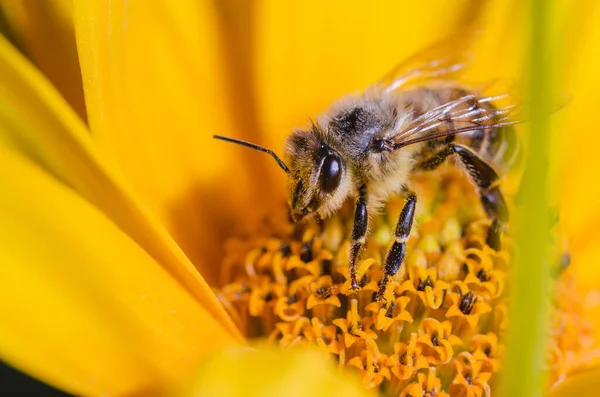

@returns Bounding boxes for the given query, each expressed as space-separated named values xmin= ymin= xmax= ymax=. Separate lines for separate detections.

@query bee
xmin=214 ymin=46 xmax=522 ymax=301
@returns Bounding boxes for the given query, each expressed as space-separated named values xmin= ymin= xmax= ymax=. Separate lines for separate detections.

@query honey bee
xmin=215 ymin=46 xmax=522 ymax=301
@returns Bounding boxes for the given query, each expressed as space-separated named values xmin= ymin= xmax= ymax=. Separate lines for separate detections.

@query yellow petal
xmin=551 ymin=3 xmax=600 ymax=289
xmin=182 ymin=345 xmax=373 ymax=397
xmin=0 ymin=35 xmax=241 ymax=339
xmin=73 ymin=0 xmax=485 ymax=284
xmin=550 ymin=366 xmax=600 ymax=397
xmin=73 ymin=0 xmax=281 ymax=284
xmin=0 ymin=147 xmax=238 ymax=396
xmin=0 ymin=0 xmax=87 ymax=119
xmin=253 ymin=0 xmax=490 ymax=150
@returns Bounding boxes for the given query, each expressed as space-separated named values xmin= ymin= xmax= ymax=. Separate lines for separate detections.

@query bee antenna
xmin=213 ymin=135 xmax=290 ymax=174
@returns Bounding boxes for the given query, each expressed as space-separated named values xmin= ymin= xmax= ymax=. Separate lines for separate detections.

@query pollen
xmin=216 ymin=170 xmax=594 ymax=395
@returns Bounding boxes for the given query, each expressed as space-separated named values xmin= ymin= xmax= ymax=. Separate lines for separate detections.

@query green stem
xmin=501 ymin=1 xmax=552 ymax=396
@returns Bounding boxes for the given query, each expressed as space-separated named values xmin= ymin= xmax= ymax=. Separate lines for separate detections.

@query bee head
xmin=212 ymin=131 xmax=350 ymax=224
xmin=284 ymin=127 xmax=350 ymax=222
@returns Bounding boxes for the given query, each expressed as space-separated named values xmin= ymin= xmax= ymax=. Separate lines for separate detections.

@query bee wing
xmin=389 ymin=77 xmax=569 ymax=149
xmin=376 ymin=1 xmax=498 ymax=93
xmin=378 ymin=51 xmax=471 ymax=94
xmin=389 ymin=87 xmax=526 ymax=149
xmin=376 ymin=29 xmax=479 ymax=94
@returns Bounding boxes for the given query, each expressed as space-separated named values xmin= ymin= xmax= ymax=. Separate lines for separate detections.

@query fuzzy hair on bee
xmin=214 ymin=43 xmax=524 ymax=299
xmin=284 ymin=86 xmax=421 ymax=222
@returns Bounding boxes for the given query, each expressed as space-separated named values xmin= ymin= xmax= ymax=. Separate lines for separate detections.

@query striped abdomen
xmin=407 ymin=85 xmax=522 ymax=174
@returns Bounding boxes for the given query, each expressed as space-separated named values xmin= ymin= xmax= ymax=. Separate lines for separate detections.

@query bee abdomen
xmin=477 ymin=124 xmax=521 ymax=172
xmin=423 ymin=86 xmax=521 ymax=174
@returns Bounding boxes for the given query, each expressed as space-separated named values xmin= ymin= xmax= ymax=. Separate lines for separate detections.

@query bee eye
xmin=319 ymin=155 xmax=342 ymax=193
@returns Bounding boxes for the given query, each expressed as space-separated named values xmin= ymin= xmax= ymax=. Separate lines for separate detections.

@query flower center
xmin=217 ymin=170 xmax=592 ymax=395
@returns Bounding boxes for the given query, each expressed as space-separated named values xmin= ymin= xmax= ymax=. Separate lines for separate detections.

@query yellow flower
xmin=217 ymin=169 xmax=591 ymax=395
xmin=0 ymin=0 xmax=599 ymax=396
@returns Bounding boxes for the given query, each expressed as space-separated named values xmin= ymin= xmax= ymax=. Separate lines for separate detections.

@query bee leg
xmin=349 ymin=185 xmax=368 ymax=290
xmin=420 ymin=144 xmax=508 ymax=249
xmin=376 ymin=192 xmax=417 ymax=301
xmin=486 ymin=218 xmax=502 ymax=251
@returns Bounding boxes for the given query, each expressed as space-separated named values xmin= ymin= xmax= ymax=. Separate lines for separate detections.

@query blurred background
xmin=0 ymin=0 xmax=598 ymax=395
